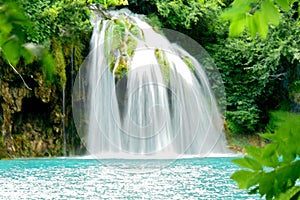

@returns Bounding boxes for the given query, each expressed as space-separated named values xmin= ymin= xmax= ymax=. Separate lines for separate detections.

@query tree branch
xmin=269 ymin=72 xmax=287 ymax=80
xmin=8 ymin=61 xmax=32 ymax=90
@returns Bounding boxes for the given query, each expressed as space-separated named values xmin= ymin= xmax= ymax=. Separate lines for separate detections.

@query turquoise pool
xmin=0 ymin=157 xmax=258 ymax=199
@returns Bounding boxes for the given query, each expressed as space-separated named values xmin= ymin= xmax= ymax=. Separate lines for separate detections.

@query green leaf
xmin=261 ymin=0 xmax=280 ymax=26
xmin=0 ymin=21 xmax=13 ymax=35
xmin=253 ymin=11 xmax=268 ymax=39
xmin=221 ymin=7 xmax=239 ymax=20
xmin=221 ymin=2 xmax=251 ymax=21
xmin=275 ymin=0 xmax=290 ymax=11
xmin=259 ymin=172 xmax=275 ymax=196
xmin=232 ymin=156 xmax=263 ymax=170
xmin=278 ymin=186 xmax=300 ymax=200
xmin=261 ymin=144 xmax=279 ymax=167
xmin=246 ymin=14 xmax=257 ymax=39
xmin=229 ymin=15 xmax=246 ymax=37
xmin=231 ymin=170 xmax=260 ymax=189
xmin=2 ymin=37 xmax=21 ymax=66
xmin=7 ymin=9 xmax=27 ymax=25
xmin=245 ymin=146 xmax=262 ymax=160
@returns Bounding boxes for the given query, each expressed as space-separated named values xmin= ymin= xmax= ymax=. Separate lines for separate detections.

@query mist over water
xmin=72 ymin=9 xmax=229 ymax=159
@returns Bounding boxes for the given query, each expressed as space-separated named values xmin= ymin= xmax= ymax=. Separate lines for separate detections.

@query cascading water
xmin=72 ymin=9 xmax=229 ymax=158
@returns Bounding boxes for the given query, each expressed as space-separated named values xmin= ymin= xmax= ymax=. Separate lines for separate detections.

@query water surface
xmin=0 ymin=157 xmax=258 ymax=199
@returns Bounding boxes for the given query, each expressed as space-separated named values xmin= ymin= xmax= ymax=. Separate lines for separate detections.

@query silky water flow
xmin=72 ymin=9 xmax=229 ymax=159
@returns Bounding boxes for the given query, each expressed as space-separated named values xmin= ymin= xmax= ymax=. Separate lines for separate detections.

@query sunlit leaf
xmin=253 ymin=11 xmax=268 ymax=39
xmin=221 ymin=3 xmax=251 ymax=20
xmin=259 ymin=172 xmax=274 ymax=196
xmin=229 ymin=15 xmax=246 ymax=37
xmin=245 ymin=146 xmax=262 ymax=160
xmin=261 ymin=144 xmax=279 ymax=167
xmin=232 ymin=157 xmax=263 ymax=170
xmin=278 ymin=186 xmax=300 ymax=200
xmin=2 ymin=37 xmax=21 ymax=66
xmin=246 ymin=14 xmax=256 ymax=39
xmin=275 ymin=0 xmax=290 ymax=11
xmin=231 ymin=170 xmax=260 ymax=189
xmin=7 ymin=9 xmax=27 ymax=24
xmin=261 ymin=0 xmax=280 ymax=26
xmin=0 ymin=21 xmax=13 ymax=35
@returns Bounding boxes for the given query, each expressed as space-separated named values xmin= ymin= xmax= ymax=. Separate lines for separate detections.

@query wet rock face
xmin=0 ymin=72 xmax=64 ymax=158
xmin=34 ymin=73 xmax=53 ymax=103
xmin=13 ymin=121 xmax=62 ymax=157
xmin=1 ymin=81 xmax=30 ymax=157
xmin=1 ymin=82 xmax=29 ymax=112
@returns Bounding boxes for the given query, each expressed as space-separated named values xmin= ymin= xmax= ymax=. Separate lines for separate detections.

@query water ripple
xmin=0 ymin=158 xmax=258 ymax=199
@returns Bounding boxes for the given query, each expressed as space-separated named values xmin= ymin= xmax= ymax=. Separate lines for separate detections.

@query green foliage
xmin=222 ymin=0 xmax=299 ymax=39
xmin=93 ymin=0 xmax=129 ymax=8
xmin=226 ymin=109 xmax=260 ymax=133
xmin=18 ymin=0 xmax=96 ymax=85
xmin=0 ymin=0 xmax=29 ymax=66
xmin=20 ymin=0 xmax=128 ymax=44
xmin=231 ymin=111 xmax=300 ymax=199
xmin=155 ymin=0 xmax=204 ymax=29
xmin=209 ymin=10 xmax=300 ymax=133
xmin=0 ymin=0 xmax=54 ymax=80
xmin=149 ymin=0 xmax=224 ymax=45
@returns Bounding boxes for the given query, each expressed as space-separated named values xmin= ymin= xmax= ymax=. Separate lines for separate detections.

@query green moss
xmin=104 ymin=16 xmax=145 ymax=81
xmin=183 ymin=56 xmax=195 ymax=72
xmin=109 ymin=54 xmax=117 ymax=72
xmin=99 ymin=20 xmax=103 ymax=32
xmin=155 ymin=49 xmax=170 ymax=83
xmin=73 ymin=40 xmax=85 ymax=71
xmin=114 ymin=58 xmax=129 ymax=80
xmin=126 ymin=35 xmax=137 ymax=57
xmin=0 ymin=136 xmax=8 ymax=159
xmin=129 ymin=24 xmax=143 ymax=40
xmin=13 ymin=134 xmax=30 ymax=157
xmin=112 ymin=18 xmax=126 ymax=50
xmin=51 ymin=37 xmax=66 ymax=88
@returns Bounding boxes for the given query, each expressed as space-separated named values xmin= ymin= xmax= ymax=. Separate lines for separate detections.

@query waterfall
xmin=72 ymin=9 xmax=229 ymax=158
xmin=62 ymin=86 xmax=66 ymax=156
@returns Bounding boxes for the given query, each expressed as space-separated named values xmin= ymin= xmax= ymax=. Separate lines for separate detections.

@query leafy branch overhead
xmin=231 ymin=112 xmax=300 ymax=199
xmin=0 ymin=1 xmax=55 ymax=81
xmin=222 ymin=0 xmax=299 ymax=38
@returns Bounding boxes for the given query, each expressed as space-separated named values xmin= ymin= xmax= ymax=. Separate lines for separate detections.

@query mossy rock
xmin=104 ymin=16 xmax=143 ymax=81
xmin=114 ymin=58 xmax=129 ymax=80
xmin=183 ymin=56 xmax=195 ymax=72
xmin=155 ymin=48 xmax=170 ymax=83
